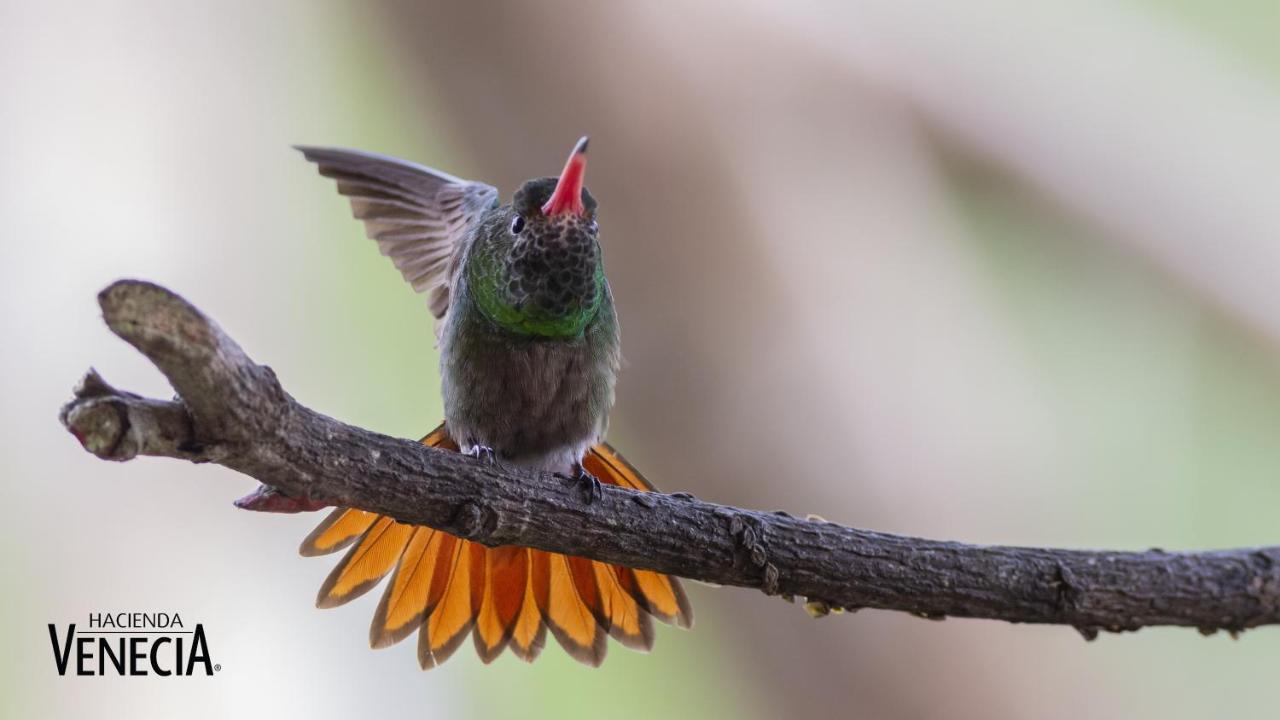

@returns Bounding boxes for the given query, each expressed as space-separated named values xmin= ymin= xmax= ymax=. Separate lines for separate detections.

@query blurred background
xmin=4 ymin=0 xmax=1280 ymax=717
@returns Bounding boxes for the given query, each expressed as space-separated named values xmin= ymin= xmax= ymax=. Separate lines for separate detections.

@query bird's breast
xmin=439 ymin=287 xmax=619 ymax=471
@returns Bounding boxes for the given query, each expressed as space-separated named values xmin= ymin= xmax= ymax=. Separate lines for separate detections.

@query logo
xmin=49 ymin=612 xmax=218 ymax=676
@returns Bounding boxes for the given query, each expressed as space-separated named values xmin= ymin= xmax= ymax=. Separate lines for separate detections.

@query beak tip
xmin=541 ymin=136 xmax=591 ymax=216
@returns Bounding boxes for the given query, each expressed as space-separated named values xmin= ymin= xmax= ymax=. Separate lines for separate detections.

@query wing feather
xmin=296 ymin=146 xmax=498 ymax=322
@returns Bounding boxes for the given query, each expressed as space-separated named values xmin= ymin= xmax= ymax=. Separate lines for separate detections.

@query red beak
xmin=541 ymin=136 xmax=589 ymax=216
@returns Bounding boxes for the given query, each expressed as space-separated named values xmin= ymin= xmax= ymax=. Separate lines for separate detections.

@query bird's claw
xmin=468 ymin=445 xmax=497 ymax=464
xmin=559 ymin=463 xmax=603 ymax=504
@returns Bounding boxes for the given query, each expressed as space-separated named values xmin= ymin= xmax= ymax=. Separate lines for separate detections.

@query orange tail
xmin=300 ymin=425 xmax=692 ymax=668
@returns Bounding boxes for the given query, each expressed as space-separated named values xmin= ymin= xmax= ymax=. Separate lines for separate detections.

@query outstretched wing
xmin=296 ymin=146 xmax=499 ymax=320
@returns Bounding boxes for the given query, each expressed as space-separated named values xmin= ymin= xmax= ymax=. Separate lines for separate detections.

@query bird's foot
xmin=558 ymin=462 xmax=603 ymax=505
xmin=468 ymin=445 xmax=497 ymax=464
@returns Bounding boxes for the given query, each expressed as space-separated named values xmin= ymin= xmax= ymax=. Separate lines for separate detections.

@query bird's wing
xmin=296 ymin=146 xmax=499 ymax=320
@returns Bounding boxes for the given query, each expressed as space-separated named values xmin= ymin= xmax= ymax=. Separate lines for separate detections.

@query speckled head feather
xmin=465 ymin=177 xmax=605 ymax=339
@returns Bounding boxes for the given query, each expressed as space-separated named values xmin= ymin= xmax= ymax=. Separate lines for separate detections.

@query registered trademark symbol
xmin=214 ymin=664 xmax=222 ymax=672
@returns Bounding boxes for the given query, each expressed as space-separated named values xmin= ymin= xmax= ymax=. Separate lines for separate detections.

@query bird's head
xmin=468 ymin=137 xmax=605 ymax=338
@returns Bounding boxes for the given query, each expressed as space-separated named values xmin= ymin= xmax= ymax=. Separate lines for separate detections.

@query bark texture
xmin=60 ymin=280 xmax=1280 ymax=638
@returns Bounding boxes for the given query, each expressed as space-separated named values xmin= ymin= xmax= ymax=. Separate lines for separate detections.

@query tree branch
xmin=60 ymin=280 xmax=1280 ymax=639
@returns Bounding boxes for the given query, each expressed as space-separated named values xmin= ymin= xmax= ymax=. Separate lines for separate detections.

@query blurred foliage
xmin=1142 ymin=0 xmax=1280 ymax=80
xmin=949 ymin=153 xmax=1280 ymax=720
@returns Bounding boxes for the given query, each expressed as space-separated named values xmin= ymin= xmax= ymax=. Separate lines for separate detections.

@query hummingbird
xmin=294 ymin=137 xmax=692 ymax=668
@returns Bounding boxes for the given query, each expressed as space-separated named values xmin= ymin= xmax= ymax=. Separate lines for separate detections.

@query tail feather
xmin=539 ymin=552 xmax=609 ymax=667
xmin=582 ymin=445 xmax=693 ymax=629
xmin=369 ymin=527 xmax=441 ymax=648
xmin=418 ymin=539 xmax=483 ymax=669
xmin=508 ymin=551 xmax=548 ymax=662
xmin=596 ymin=564 xmax=655 ymax=650
xmin=300 ymin=508 xmax=376 ymax=557
xmin=632 ymin=569 xmax=694 ymax=628
xmin=473 ymin=545 xmax=527 ymax=663
xmin=316 ymin=517 xmax=414 ymax=609
xmin=302 ymin=423 xmax=693 ymax=668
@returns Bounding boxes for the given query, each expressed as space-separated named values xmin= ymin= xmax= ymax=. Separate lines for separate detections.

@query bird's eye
xmin=510 ymin=216 xmax=525 ymax=234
